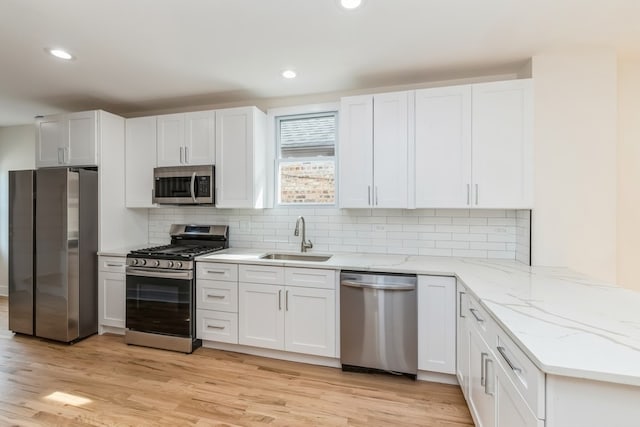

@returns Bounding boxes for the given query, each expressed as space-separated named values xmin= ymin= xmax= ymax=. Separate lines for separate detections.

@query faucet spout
xmin=294 ymin=216 xmax=313 ymax=253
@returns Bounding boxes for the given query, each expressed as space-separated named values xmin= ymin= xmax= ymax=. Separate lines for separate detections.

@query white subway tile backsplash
xmin=148 ymin=207 xmax=524 ymax=260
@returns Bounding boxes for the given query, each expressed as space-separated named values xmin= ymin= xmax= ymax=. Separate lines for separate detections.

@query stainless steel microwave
xmin=153 ymin=165 xmax=214 ymax=205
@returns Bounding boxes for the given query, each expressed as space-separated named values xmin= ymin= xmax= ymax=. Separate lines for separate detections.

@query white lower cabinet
xmin=196 ymin=309 xmax=238 ymax=344
xmin=456 ymin=283 xmax=470 ymax=396
xmin=237 ymin=265 xmax=337 ymax=358
xmin=495 ymin=364 xmax=543 ymax=427
xmin=458 ymin=282 xmax=545 ymax=427
xmin=238 ymin=282 xmax=284 ymax=350
xmin=196 ymin=264 xmax=239 ymax=344
xmin=468 ymin=322 xmax=496 ymax=427
xmin=417 ymin=275 xmax=456 ymax=374
xmin=283 ymin=286 xmax=335 ymax=357
xmin=97 ymin=255 xmax=127 ymax=333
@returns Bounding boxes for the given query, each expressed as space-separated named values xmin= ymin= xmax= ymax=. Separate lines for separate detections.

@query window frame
xmin=267 ymin=103 xmax=339 ymax=208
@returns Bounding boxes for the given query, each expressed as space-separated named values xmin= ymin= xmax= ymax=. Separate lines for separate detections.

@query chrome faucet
xmin=294 ymin=216 xmax=313 ymax=253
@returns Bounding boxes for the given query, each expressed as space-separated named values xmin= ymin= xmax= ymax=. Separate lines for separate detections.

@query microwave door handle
xmin=191 ymin=172 xmax=196 ymax=202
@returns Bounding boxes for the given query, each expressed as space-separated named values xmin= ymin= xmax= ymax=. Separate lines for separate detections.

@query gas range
xmin=127 ymin=224 xmax=229 ymax=270
xmin=124 ymin=224 xmax=229 ymax=354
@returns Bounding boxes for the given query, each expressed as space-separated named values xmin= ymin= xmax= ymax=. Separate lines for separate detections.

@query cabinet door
xmin=238 ymin=282 xmax=284 ymax=350
xmin=415 ymin=85 xmax=472 ymax=208
xmin=496 ymin=364 xmax=543 ymax=427
xmin=125 ymin=116 xmax=157 ymax=207
xmin=456 ymin=284 xmax=470 ymax=396
xmin=372 ymin=91 xmax=409 ymax=208
xmin=98 ymin=271 xmax=125 ymax=329
xmin=67 ymin=110 xmax=98 ymax=166
xmin=284 ymin=286 xmax=336 ymax=357
xmin=468 ymin=324 xmax=496 ymax=427
xmin=157 ymin=113 xmax=185 ymax=166
xmin=215 ymin=107 xmax=254 ymax=208
xmin=184 ymin=110 xmax=215 ymax=165
xmin=417 ymin=276 xmax=456 ymax=374
xmin=472 ymin=79 xmax=533 ymax=208
xmin=338 ymin=95 xmax=373 ymax=208
xmin=37 ymin=115 xmax=65 ymax=167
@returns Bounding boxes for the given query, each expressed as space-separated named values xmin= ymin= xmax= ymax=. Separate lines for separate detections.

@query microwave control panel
xmin=197 ymin=176 xmax=211 ymax=197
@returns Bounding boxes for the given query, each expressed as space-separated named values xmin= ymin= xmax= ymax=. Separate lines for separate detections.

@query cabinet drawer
xmin=196 ymin=309 xmax=238 ymax=344
xmin=99 ymin=256 xmax=127 ymax=274
xmin=196 ymin=280 xmax=238 ymax=312
xmin=285 ymin=268 xmax=335 ymax=290
xmin=239 ymin=265 xmax=285 ymax=285
xmin=196 ymin=262 xmax=238 ymax=282
xmin=465 ymin=293 xmax=493 ymax=344
xmin=494 ymin=328 xmax=545 ymax=419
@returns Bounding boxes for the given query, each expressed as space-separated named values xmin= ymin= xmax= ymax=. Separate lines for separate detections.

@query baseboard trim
xmin=98 ymin=325 xmax=125 ymax=336
xmin=202 ymin=340 xmax=341 ymax=368
xmin=417 ymin=370 xmax=459 ymax=385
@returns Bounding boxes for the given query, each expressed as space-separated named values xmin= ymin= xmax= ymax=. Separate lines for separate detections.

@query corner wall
xmin=0 ymin=125 xmax=36 ymax=296
xmin=617 ymin=56 xmax=640 ymax=291
xmin=531 ymin=49 xmax=618 ymax=282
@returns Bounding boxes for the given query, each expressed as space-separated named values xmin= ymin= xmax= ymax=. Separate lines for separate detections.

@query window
xmin=276 ymin=111 xmax=337 ymax=205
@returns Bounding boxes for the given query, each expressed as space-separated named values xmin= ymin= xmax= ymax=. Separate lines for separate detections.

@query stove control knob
xmin=131 ymin=259 xmax=138 ymax=265
xmin=167 ymin=261 xmax=174 ymax=268
xmin=154 ymin=260 xmax=160 ymax=267
xmin=175 ymin=261 xmax=182 ymax=268
xmin=140 ymin=259 xmax=147 ymax=266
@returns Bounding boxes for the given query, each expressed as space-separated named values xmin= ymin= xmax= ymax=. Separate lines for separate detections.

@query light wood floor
xmin=0 ymin=297 xmax=473 ymax=426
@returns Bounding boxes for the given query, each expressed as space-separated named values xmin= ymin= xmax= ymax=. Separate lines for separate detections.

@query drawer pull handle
xmin=484 ymin=358 xmax=494 ymax=396
xmin=206 ymin=270 xmax=226 ymax=274
xmin=497 ymin=346 xmax=522 ymax=373
xmin=207 ymin=325 xmax=225 ymax=330
xmin=469 ymin=308 xmax=484 ymax=323
xmin=206 ymin=294 xmax=225 ymax=299
xmin=106 ymin=263 xmax=123 ymax=267
xmin=458 ymin=292 xmax=465 ymax=318
xmin=480 ymin=352 xmax=488 ymax=386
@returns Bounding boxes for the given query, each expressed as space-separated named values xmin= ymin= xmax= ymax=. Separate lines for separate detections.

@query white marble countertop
xmin=198 ymin=248 xmax=640 ymax=387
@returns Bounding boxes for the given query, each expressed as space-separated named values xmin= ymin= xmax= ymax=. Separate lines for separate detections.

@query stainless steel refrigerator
xmin=8 ymin=168 xmax=98 ymax=342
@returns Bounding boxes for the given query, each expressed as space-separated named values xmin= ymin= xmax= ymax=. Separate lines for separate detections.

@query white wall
xmin=0 ymin=125 xmax=36 ymax=295
xmin=617 ymin=56 xmax=640 ymax=291
xmin=531 ymin=49 xmax=618 ymax=283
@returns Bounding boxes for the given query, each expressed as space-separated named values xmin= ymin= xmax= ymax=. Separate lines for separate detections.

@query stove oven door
xmin=125 ymin=267 xmax=194 ymax=338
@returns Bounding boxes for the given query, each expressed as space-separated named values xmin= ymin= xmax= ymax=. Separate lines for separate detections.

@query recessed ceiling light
xmin=282 ymin=69 xmax=297 ymax=79
xmin=46 ymin=48 xmax=74 ymax=60
xmin=340 ymin=0 xmax=362 ymax=9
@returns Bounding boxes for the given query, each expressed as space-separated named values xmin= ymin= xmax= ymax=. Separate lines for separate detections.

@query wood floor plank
xmin=0 ymin=296 xmax=473 ymax=426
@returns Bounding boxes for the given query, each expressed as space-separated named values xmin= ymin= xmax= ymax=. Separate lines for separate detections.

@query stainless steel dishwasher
xmin=340 ymin=271 xmax=417 ymax=378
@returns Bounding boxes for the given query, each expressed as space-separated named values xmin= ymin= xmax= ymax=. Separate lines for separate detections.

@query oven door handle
xmin=191 ymin=172 xmax=196 ymax=203
xmin=126 ymin=266 xmax=193 ymax=280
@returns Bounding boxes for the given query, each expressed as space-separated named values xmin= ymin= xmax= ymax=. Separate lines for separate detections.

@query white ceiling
xmin=1 ymin=0 xmax=639 ymax=127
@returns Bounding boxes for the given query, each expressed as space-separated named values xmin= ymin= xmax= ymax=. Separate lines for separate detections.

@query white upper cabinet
xmin=415 ymin=85 xmax=472 ymax=208
xmin=215 ymin=106 xmax=270 ymax=209
xmin=373 ymin=91 xmax=409 ymax=208
xmin=338 ymin=95 xmax=373 ymax=208
xmin=37 ymin=110 xmax=98 ymax=167
xmin=413 ymin=79 xmax=533 ymax=209
xmin=339 ymin=91 xmax=409 ymax=208
xmin=471 ymin=79 xmax=533 ymax=208
xmin=185 ymin=110 xmax=216 ymax=165
xmin=156 ymin=110 xmax=215 ymax=167
xmin=125 ymin=116 xmax=157 ymax=208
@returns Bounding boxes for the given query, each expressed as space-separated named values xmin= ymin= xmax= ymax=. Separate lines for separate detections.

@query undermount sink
xmin=259 ymin=253 xmax=332 ymax=262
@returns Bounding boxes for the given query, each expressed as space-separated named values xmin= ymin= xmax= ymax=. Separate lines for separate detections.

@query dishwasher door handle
xmin=341 ymin=280 xmax=415 ymax=291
